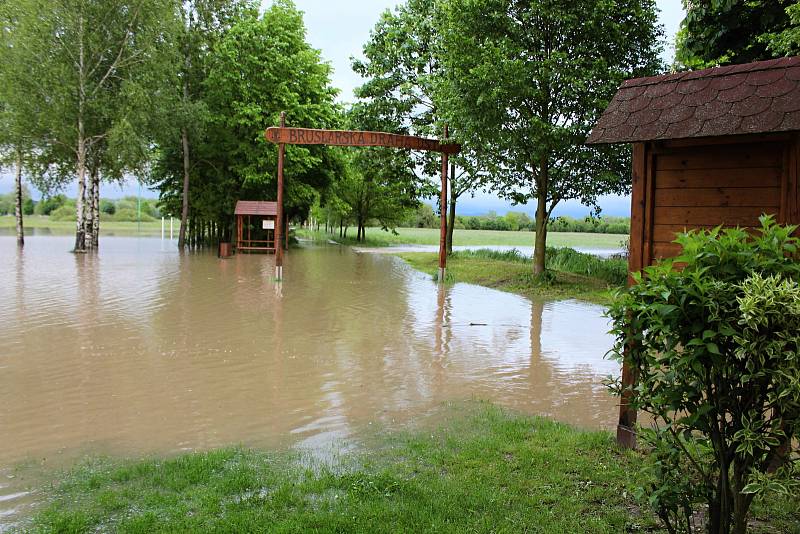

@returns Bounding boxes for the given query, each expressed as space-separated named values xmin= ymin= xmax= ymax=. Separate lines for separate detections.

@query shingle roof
xmin=586 ymin=56 xmax=800 ymax=144
xmin=234 ymin=201 xmax=277 ymax=216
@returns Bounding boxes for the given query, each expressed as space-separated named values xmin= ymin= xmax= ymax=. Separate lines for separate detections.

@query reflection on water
xmin=0 ymin=236 xmax=618 ymax=523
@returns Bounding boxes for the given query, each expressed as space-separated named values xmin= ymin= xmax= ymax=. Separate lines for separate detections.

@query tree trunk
xmin=178 ymin=126 xmax=191 ymax=248
xmin=14 ymin=150 xmax=24 ymax=248
xmin=74 ymin=15 xmax=87 ymax=253
xmin=92 ymin=167 xmax=100 ymax=249
xmin=447 ymin=164 xmax=457 ymax=254
xmin=533 ymin=158 xmax=549 ymax=275
xmin=74 ymin=127 xmax=87 ymax=252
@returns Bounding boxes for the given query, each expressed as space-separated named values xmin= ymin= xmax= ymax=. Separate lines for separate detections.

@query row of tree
xmin=0 ymin=0 xmax=343 ymax=250
xmin=2 ymin=0 xmax=798 ymax=274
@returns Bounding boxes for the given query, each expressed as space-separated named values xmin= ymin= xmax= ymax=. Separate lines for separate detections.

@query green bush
xmin=0 ymin=196 xmax=11 ymax=215
xmin=100 ymin=199 xmax=116 ymax=215
xmin=606 ymin=216 xmax=800 ymax=534
xmin=35 ymin=194 xmax=67 ymax=215
xmin=23 ymin=197 xmax=34 ymax=215
xmin=113 ymin=207 xmax=155 ymax=222
xmin=49 ymin=205 xmax=76 ymax=221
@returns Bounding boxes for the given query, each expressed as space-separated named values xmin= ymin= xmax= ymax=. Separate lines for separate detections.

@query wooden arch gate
xmin=264 ymin=112 xmax=461 ymax=280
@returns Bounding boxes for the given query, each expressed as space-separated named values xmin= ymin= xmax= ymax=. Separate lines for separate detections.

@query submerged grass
xmin=25 ymin=404 xmax=652 ymax=533
xmin=24 ymin=403 xmax=798 ymax=533
xmin=398 ymin=248 xmax=628 ymax=305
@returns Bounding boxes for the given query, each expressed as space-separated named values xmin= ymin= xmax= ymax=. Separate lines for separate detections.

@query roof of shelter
xmin=234 ymin=201 xmax=278 ymax=216
xmin=586 ymin=56 xmax=800 ymax=145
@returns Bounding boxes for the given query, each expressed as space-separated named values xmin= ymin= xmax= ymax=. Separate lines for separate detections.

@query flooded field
xmin=0 ymin=236 xmax=619 ymax=524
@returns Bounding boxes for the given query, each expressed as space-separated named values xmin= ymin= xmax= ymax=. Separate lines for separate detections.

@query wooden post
xmin=275 ymin=112 xmax=286 ymax=280
xmin=438 ymin=125 xmax=449 ymax=283
xmin=617 ymin=142 xmax=647 ymax=449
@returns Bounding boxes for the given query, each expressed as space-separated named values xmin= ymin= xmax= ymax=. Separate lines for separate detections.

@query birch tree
xmin=9 ymin=0 xmax=176 ymax=251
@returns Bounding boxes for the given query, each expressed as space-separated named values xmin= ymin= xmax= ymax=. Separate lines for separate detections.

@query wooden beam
xmin=265 ymin=127 xmax=461 ymax=154
xmin=438 ymin=125 xmax=449 ymax=282
xmin=618 ymin=142 xmax=648 ymax=449
xmin=275 ymin=113 xmax=285 ymax=280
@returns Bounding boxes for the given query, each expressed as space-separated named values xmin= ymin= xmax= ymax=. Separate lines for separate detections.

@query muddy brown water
xmin=0 ymin=235 xmax=619 ymax=525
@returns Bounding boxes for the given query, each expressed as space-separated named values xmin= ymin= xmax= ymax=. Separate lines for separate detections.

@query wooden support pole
xmin=617 ymin=142 xmax=647 ymax=449
xmin=438 ymin=125 xmax=449 ymax=283
xmin=275 ymin=112 xmax=286 ymax=280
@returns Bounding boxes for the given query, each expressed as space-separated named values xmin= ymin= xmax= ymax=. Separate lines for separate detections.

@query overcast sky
xmin=2 ymin=0 xmax=685 ymax=217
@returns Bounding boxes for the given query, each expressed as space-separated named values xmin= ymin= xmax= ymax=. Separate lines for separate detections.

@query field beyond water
xmin=298 ymin=226 xmax=627 ymax=249
xmin=398 ymin=248 xmax=627 ymax=305
xmin=0 ymin=215 xmax=165 ymax=235
xmin=24 ymin=404 xmax=798 ymax=533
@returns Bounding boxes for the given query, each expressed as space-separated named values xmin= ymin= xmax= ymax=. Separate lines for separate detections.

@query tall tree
xmin=170 ymin=0 xmax=250 ymax=248
xmin=353 ymin=0 xmax=482 ymax=253
xmin=438 ymin=0 xmax=663 ymax=274
xmin=0 ymin=1 xmax=34 ymax=247
xmin=8 ymin=0 xmax=176 ymax=252
xmin=152 ymin=0 xmax=340 ymax=246
xmin=676 ymin=0 xmax=799 ymax=69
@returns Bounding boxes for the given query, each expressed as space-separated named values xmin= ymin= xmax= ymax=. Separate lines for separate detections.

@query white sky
xmin=3 ymin=0 xmax=685 ymax=217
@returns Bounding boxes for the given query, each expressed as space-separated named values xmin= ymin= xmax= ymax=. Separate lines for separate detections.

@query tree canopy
xmin=437 ymin=0 xmax=663 ymax=273
xmin=675 ymin=0 xmax=800 ymax=69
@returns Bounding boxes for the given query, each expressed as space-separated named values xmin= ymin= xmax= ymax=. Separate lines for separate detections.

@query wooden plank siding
xmin=619 ymin=133 xmax=799 ymax=450
xmin=647 ymin=139 xmax=786 ymax=260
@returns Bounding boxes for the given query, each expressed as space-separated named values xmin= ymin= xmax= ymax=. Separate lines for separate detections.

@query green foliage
xmin=152 ymin=0 xmax=340 ymax=245
xmin=49 ymin=205 xmax=77 ymax=222
xmin=99 ymin=199 xmax=116 ymax=215
xmin=25 ymin=404 xmax=677 ymax=533
xmin=112 ymin=208 xmax=155 ymax=223
xmin=402 ymin=203 xmax=438 ymax=228
xmin=606 ymin=216 xmax=800 ymax=533
xmin=765 ymin=2 xmax=800 ymax=57
xmin=545 ymin=248 xmax=628 ymax=286
xmin=35 ymin=195 xmax=67 ymax=216
xmin=675 ymin=0 xmax=799 ymax=68
xmin=437 ymin=0 xmax=663 ymax=272
xmin=22 ymin=197 xmax=34 ymax=215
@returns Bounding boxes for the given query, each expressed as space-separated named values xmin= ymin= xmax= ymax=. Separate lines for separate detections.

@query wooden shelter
xmin=235 ymin=200 xmax=284 ymax=253
xmin=587 ymin=56 xmax=800 ymax=448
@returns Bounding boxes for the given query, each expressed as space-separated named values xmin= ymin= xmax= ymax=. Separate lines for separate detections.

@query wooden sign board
xmin=262 ymin=219 xmax=275 ymax=230
xmin=265 ymin=127 xmax=460 ymax=155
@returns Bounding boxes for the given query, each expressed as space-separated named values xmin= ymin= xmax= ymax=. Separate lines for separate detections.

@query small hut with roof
xmin=587 ymin=56 xmax=800 ymax=447
xmin=234 ymin=200 xmax=283 ymax=253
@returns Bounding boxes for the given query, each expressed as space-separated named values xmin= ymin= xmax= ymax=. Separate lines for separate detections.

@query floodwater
xmin=354 ymin=244 xmax=625 ymax=258
xmin=0 ymin=236 xmax=619 ymax=525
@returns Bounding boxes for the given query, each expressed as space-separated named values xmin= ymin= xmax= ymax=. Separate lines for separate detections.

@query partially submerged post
xmin=264 ymin=116 xmax=460 ymax=281
xmin=275 ymin=112 xmax=286 ymax=280
xmin=587 ymin=56 xmax=800 ymax=448
xmin=439 ymin=125 xmax=449 ymax=283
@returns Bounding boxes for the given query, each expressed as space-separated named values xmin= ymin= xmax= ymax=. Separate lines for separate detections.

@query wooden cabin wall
xmin=629 ymin=134 xmax=800 ymax=270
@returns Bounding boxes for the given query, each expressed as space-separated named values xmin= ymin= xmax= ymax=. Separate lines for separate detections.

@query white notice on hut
xmin=262 ymin=220 xmax=275 ymax=230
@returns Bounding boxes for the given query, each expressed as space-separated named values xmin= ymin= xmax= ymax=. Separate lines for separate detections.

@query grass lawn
xmin=299 ymin=227 xmax=627 ymax=249
xmin=397 ymin=249 xmax=627 ymax=305
xmin=24 ymin=403 xmax=798 ymax=533
xmin=0 ymin=215 xmax=166 ymax=235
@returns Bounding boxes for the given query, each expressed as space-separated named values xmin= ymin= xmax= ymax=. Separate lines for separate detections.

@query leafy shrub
xmin=23 ymin=198 xmax=34 ymax=215
xmin=606 ymin=216 xmax=800 ymax=534
xmin=49 ymin=205 xmax=76 ymax=221
xmin=100 ymin=199 xmax=116 ymax=215
xmin=35 ymin=194 xmax=67 ymax=215
xmin=113 ymin=208 xmax=155 ymax=222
